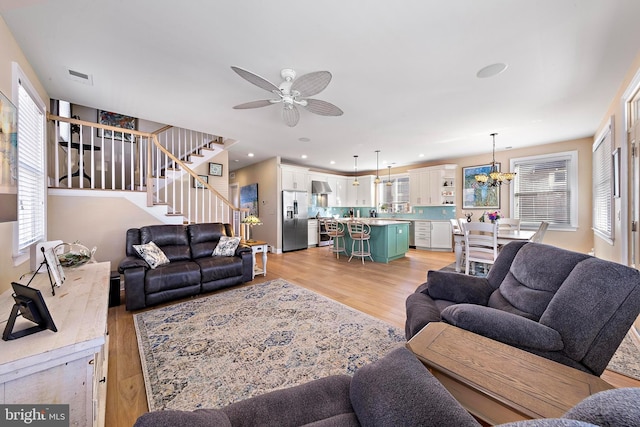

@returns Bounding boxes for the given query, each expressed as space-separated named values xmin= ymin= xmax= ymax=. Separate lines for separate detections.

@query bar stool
xmin=347 ymin=220 xmax=373 ymax=264
xmin=324 ymin=219 xmax=346 ymax=259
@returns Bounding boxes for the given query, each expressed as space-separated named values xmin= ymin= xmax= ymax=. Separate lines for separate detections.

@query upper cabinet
xmin=281 ymin=165 xmax=309 ymax=191
xmin=409 ymin=164 xmax=457 ymax=206
xmin=347 ymin=175 xmax=375 ymax=206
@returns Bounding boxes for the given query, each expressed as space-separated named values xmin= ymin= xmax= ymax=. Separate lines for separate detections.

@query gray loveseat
xmin=118 ymin=223 xmax=253 ymax=310
xmin=134 ymin=347 xmax=640 ymax=427
xmin=405 ymin=241 xmax=640 ymax=376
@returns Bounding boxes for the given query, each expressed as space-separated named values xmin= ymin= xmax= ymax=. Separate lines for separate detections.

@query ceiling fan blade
xmin=233 ymin=100 xmax=275 ymax=109
xmin=303 ymin=99 xmax=344 ymax=116
xmin=291 ymin=71 xmax=332 ymax=97
xmin=282 ymin=105 xmax=300 ymax=127
xmin=231 ymin=66 xmax=280 ymax=93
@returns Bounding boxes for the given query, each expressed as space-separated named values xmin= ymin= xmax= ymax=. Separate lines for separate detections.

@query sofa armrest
xmin=123 ymin=267 xmax=148 ymax=311
xmin=424 ymin=270 xmax=494 ymax=305
xmin=135 ymin=409 xmax=231 ymax=427
xmin=235 ymin=245 xmax=251 ymax=257
xmin=118 ymin=255 xmax=149 ymax=273
xmin=441 ymin=304 xmax=564 ymax=351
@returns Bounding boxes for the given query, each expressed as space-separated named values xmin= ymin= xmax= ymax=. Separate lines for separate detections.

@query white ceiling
xmin=2 ymin=0 xmax=640 ymax=173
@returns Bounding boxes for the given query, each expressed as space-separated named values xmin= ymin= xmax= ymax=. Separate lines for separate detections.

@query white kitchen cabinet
xmin=281 ymin=165 xmax=309 ymax=191
xmin=347 ymin=175 xmax=375 ymax=206
xmin=413 ymin=220 xmax=452 ymax=251
xmin=334 ymin=177 xmax=348 ymax=206
xmin=308 ymin=219 xmax=318 ymax=246
xmin=409 ymin=165 xmax=457 ymax=206
xmin=430 ymin=221 xmax=452 ymax=250
xmin=414 ymin=220 xmax=431 ymax=248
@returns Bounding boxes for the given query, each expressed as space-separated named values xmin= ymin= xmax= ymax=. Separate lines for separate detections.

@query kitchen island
xmin=338 ymin=218 xmax=410 ymax=263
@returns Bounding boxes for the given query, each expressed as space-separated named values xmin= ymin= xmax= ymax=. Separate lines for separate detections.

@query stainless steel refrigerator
xmin=282 ymin=190 xmax=308 ymax=252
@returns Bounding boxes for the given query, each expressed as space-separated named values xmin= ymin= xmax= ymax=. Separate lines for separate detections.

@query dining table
xmin=453 ymin=228 xmax=536 ymax=272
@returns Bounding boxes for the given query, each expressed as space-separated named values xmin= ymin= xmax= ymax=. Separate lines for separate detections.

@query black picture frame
xmin=2 ymin=282 xmax=58 ymax=341
xmin=209 ymin=162 xmax=223 ymax=177
xmin=193 ymin=174 xmax=208 ymax=189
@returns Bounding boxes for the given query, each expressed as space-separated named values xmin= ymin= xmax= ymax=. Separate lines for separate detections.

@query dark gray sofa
xmin=118 ymin=223 xmax=253 ymax=310
xmin=405 ymin=241 xmax=640 ymax=376
xmin=134 ymin=347 xmax=640 ymax=427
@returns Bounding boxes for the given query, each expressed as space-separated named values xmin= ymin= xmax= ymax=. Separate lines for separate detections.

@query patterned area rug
xmin=134 ymin=279 xmax=405 ymax=411
xmin=438 ymin=263 xmax=640 ymax=380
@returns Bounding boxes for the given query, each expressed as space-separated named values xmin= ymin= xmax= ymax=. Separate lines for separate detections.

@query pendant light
xmin=386 ymin=165 xmax=393 ymax=187
xmin=352 ymin=155 xmax=360 ymax=186
xmin=374 ymin=150 xmax=381 ymax=184
xmin=474 ymin=133 xmax=516 ymax=187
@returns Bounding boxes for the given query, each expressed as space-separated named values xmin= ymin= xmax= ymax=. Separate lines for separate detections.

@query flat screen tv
xmin=2 ymin=282 xmax=57 ymax=341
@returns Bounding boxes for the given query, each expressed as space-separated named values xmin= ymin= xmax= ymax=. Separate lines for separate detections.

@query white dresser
xmin=0 ymin=262 xmax=110 ymax=427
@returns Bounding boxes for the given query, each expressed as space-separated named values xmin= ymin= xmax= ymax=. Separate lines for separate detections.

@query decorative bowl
xmin=54 ymin=242 xmax=96 ymax=268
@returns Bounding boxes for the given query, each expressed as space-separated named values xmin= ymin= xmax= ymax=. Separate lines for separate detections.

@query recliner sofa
xmin=118 ymin=223 xmax=253 ymax=310
xmin=405 ymin=241 xmax=640 ymax=376
xmin=133 ymin=346 xmax=640 ymax=427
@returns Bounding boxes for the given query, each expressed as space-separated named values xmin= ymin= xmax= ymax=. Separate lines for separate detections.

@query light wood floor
xmin=105 ymin=247 xmax=640 ymax=426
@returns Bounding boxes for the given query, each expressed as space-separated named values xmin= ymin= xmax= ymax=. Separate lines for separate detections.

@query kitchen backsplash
xmin=309 ymin=205 xmax=456 ymax=221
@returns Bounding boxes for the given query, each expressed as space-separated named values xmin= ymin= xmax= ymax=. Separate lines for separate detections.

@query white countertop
xmin=337 ymin=218 xmax=410 ymax=226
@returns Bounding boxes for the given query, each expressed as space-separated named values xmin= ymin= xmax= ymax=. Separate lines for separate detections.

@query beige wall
xmin=230 ymin=157 xmax=279 ymax=249
xmin=0 ymin=17 xmax=50 ymax=294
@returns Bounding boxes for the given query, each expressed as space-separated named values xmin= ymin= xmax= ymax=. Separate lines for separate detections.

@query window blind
xmin=592 ymin=128 xmax=613 ymax=239
xmin=17 ymin=82 xmax=46 ymax=250
xmin=513 ymin=154 xmax=574 ymax=227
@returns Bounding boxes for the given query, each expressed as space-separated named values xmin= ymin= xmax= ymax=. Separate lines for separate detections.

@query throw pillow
xmin=213 ymin=236 xmax=241 ymax=257
xmin=133 ymin=241 xmax=170 ymax=269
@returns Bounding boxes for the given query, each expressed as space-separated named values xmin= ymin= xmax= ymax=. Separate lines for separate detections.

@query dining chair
xmin=347 ymin=220 xmax=374 ymax=264
xmin=529 ymin=221 xmax=550 ymax=243
xmin=451 ymin=219 xmax=465 ymax=269
xmin=324 ymin=219 xmax=346 ymax=259
xmin=497 ymin=218 xmax=521 ymax=231
xmin=463 ymin=221 xmax=498 ymax=275
xmin=449 ymin=218 xmax=462 ymax=234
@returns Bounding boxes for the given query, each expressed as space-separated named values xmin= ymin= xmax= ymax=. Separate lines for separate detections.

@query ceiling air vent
xmin=66 ymin=68 xmax=93 ymax=85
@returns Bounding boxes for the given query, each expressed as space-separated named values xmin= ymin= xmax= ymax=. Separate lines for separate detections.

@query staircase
xmin=48 ymin=114 xmax=248 ymax=235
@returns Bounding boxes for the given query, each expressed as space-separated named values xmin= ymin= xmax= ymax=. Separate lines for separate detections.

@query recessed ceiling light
xmin=476 ymin=63 xmax=508 ymax=78
xmin=418 ymin=153 xmax=424 ymax=158
xmin=248 ymin=153 xmax=254 ymax=157
xmin=301 ymin=154 xmax=307 ymax=159
xmin=330 ymin=160 xmax=335 ymax=165
xmin=299 ymin=137 xmax=311 ymax=142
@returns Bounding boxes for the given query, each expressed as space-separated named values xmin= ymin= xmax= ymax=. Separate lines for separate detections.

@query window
xmin=378 ymin=174 xmax=409 ymax=212
xmin=15 ymin=64 xmax=46 ymax=254
xmin=592 ymin=123 xmax=613 ymax=241
xmin=510 ymin=151 xmax=578 ymax=230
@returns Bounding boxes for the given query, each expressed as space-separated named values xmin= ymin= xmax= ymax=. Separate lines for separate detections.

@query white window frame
xmin=510 ymin=151 xmax=579 ymax=231
xmin=12 ymin=62 xmax=47 ymax=265
xmin=592 ymin=120 xmax=614 ymax=243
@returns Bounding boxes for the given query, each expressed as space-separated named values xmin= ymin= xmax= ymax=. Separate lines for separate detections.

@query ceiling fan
xmin=231 ymin=66 xmax=344 ymax=127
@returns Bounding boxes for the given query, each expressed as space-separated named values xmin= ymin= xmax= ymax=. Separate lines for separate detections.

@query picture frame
xmin=193 ymin=174 xmax=209 ymax=189
xmin=613 ymin=147 xmax=621 ymax=198
xmin=97 ymin=110 xmax=137 ymax=143
xmin=462 ymin=163 xmax=500 ymax=209
xmin=209 ymin=162 xmax=223 ymax=177
xmin=240 ymin=183 xmax=259 ymax=216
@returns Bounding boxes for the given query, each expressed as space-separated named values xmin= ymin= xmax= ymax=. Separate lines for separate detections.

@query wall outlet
xmin=419 ymin=209 xmax=423 ymax=214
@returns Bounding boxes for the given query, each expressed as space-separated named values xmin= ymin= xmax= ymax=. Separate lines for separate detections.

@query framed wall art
xmin=462 ymin=163 xmax=500 ymax=209
xmin=193 ymin=174 xmax=209 ymax=189
xmin=209 ymin=162 xmax=223 ymax=177
xmin=97 ymin=110 xmax=137 ymax=143
xmin=240 ymin=183 xmax=258 ymax=216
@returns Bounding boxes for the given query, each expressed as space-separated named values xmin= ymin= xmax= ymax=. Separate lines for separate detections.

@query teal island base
xmin=338 ymin=219 xmax=410 ymax=263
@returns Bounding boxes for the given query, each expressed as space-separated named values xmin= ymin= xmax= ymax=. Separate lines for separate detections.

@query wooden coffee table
xmin=406 ymin=323 xmax=613 ymax=425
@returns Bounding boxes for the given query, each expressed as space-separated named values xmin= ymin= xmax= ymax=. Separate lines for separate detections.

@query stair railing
xmin=48 ymin=114 xmax=248 ymax=232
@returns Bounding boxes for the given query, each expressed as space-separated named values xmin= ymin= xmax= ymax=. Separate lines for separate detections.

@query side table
xmin=407 ymin=323 xmax=612 ymax=425
xmin=241 ymin=240 xmax=268 ymax=279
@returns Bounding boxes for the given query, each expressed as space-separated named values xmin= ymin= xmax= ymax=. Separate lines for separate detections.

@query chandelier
xmin=475 ymin=133 xmax=516 ymax=187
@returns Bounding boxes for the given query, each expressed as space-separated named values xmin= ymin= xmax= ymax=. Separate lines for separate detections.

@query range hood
xmin=311 ymin=180 xmax=332 ymax=194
